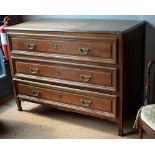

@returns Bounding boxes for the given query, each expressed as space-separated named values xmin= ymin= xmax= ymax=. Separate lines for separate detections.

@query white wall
xmin=142 ymin=16 xmax=155 ymax=65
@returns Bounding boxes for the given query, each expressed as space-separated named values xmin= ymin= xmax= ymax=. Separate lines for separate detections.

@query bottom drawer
xmin=16 ymin=83 xmax=117 ymax=118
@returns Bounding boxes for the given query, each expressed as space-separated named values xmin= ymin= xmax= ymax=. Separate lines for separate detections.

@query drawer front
xmin=11 ymin=37 xmax=117 ymax=64
xmin=17 ymin=83 xmax=117 ymax=116
xmin=14 ymin=61 xmax=117 ymax=91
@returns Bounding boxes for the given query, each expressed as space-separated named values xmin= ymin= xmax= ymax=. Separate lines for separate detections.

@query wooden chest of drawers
xmin=6 ymin=19 xmax=146 ymax=136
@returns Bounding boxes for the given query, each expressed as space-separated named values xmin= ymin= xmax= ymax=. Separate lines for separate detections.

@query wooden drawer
xmin=11 ymin=37 xmax=117 ymax=64
xmin=17 ymin=83 xmax=117 ymax=116
xmin=14 ymin=61 xmax=118 ymax=91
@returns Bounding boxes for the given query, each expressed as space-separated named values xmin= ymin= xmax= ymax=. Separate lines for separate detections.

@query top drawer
xmin=11 ymin=36 xmax=117 ymax=64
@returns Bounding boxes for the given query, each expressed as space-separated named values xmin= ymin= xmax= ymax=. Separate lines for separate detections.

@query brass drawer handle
xmin=27 ymin=43 xmax=36 ymax=50
xmin=80 ymin=99 xmax=92 ymax=107
xmin=80 ymin=74 xmax=91 ymax=82
xmin=79 ymin=48 xmax=90 ymax=55
xmin=29 ymin=67 xmax=39 ymax=74
xmin=32 ymin=89 xmax=40 ymax=97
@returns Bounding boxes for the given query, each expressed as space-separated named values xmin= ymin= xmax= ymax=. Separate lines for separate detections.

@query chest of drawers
xmin=6 ymin=19 xmax=146 ymax=136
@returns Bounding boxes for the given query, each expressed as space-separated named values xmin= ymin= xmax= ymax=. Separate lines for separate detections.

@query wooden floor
xmin=0 ymin=96 xmax=149 ymax=139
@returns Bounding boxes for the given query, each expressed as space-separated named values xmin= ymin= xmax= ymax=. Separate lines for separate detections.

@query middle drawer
xmin=14 ymin=61 xmax=118 ymax=91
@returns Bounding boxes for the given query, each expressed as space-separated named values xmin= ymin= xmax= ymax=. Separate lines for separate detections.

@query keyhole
xmin=57 ymin=70 xmax=62 ymax=77
xmin=58 ymin=93 xmax=63 ymax=100
xmin=54 ymin=43 xmax=59 ymax=48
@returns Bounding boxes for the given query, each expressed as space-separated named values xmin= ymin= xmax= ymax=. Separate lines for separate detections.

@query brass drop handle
xmin=80 ymin=74 xmax=91 ymax=82
xmin=80 ymin=99 xmax=92 ymax=107
xmin=32 ymin=89 xmax=40 ymax=97
xmin=29 ymin=67 xmax=39 ymax=74
xmin=27 ymin=43 xmax=36 ymax=50
xmin=79 ymin=48 xmax=90 ymax=55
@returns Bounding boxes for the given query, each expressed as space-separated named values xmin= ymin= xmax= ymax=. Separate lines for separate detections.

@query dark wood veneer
xmin=6 ymin=19 xmax=146 ymax=136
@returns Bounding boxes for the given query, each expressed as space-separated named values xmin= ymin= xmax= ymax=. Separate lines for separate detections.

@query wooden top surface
xmin=5 ymin=18 xmax=145 ymax=33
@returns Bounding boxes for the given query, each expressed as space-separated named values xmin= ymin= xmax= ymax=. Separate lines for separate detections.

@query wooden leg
xmin=16 ymin=99 xmax=22 ymax=111
xmin=139 ymin=126 xmax=144 ymax=139
xmin=117 ymin=115 xmax=124 ymax=136
xmin=118 ymin=121 xmax=124 ymax=136
xmin=118 ymin=128 xmax=124 ymax=136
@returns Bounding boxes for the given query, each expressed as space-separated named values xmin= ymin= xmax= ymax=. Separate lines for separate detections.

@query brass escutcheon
xmin=54 ymin=42 xmax=59 ymax=49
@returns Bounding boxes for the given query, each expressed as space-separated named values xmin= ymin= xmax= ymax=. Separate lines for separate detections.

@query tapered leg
xmin=117 ymin=116 xmax=124 ymax=136
xmin=118 ymin=128 xmax=124 ymax=136
xmin=16 ymin=99 xmax=22 ymax=111
xmin=139 ymin=126 xmax=144 ymax=139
